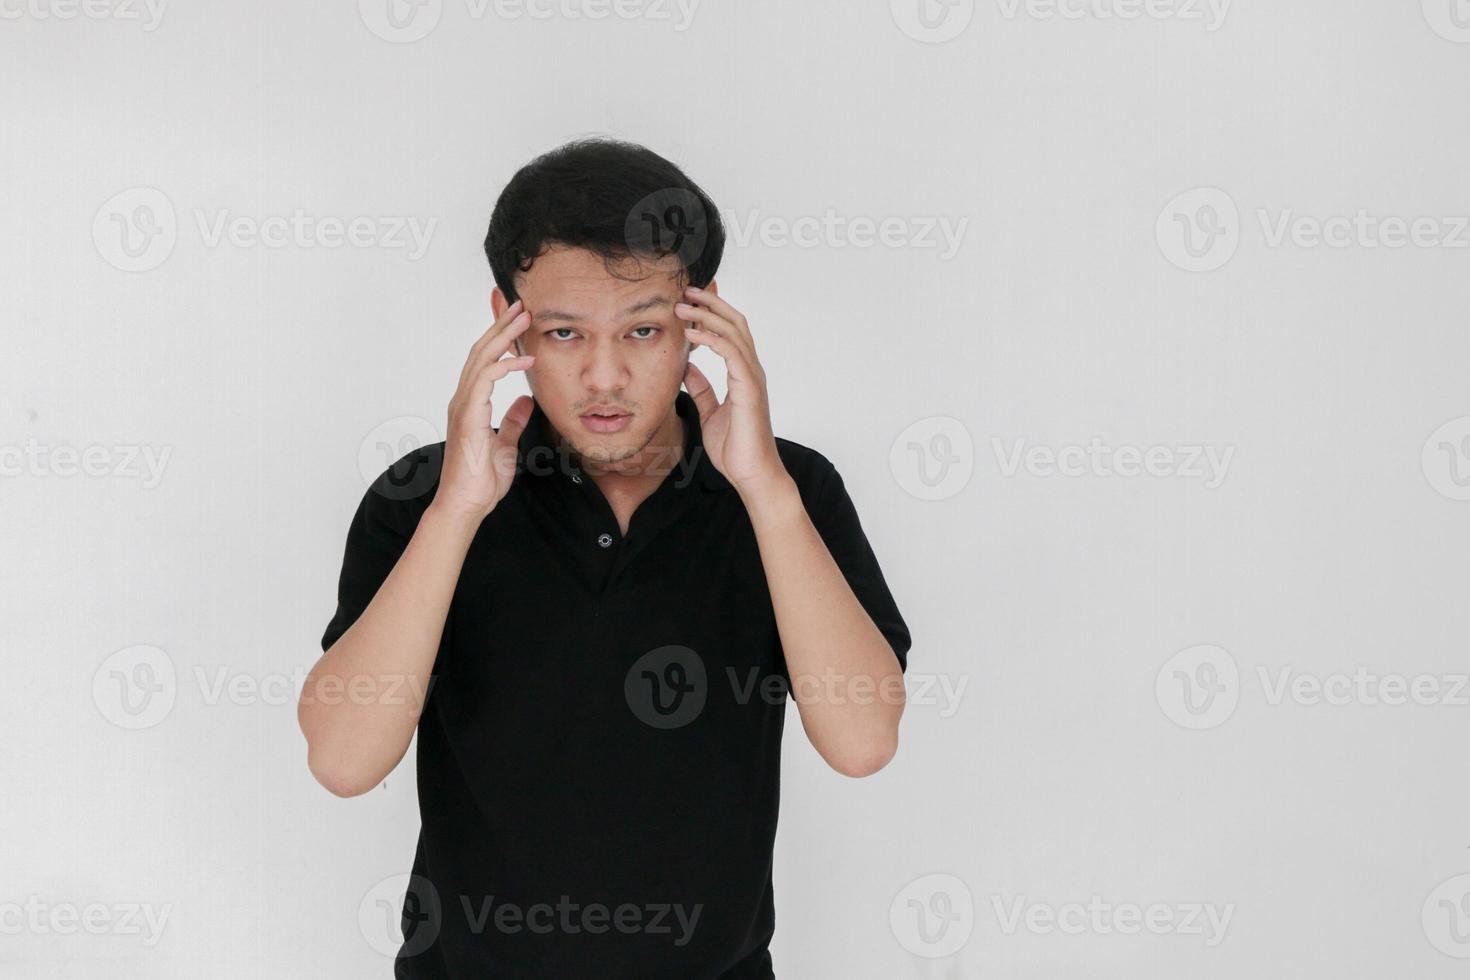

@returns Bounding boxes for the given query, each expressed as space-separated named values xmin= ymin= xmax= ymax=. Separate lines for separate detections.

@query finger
xmin=685 ymin=325 xmax=755 ymax=389
xmin=458 ymin=352 xmax=535 ymax=430
xmin=494 ymin=394 xmax=535 ymax=447
xmin=682 ymin=287 xmax=755 ymax=352
xmin=675 ymin=302 xmax=756 ymax=368
xmin=682 ymin=360 xmax=720 ymax=422
xmin=459 ymin=299 xmax=526 ymax=389
xmin=461 ymin=310 xmax=532 ymax=391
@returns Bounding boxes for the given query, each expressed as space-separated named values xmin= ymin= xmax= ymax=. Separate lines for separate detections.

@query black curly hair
xmin=484 ymin=136 xmax=725 ymax=305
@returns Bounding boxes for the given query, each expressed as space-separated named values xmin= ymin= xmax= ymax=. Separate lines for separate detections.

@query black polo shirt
xmin=321 ymin=389 xmax=912 ymax=979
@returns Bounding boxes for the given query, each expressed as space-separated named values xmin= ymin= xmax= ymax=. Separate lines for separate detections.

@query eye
xmin=631 ymin=326 xmax=660 ymax=339
xmin=548 ymin=328 xmax=577 ymax=341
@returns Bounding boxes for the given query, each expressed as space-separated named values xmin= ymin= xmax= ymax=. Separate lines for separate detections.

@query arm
xmin=299 ymin=504 xmax=481 ymax=797
xmin=674 ymin=283 xmax=909 ymax=779
xmin=742 ymin=472 xmax=908 ymax=779
xmin=299 ymin=298 xmax=536 ymax=797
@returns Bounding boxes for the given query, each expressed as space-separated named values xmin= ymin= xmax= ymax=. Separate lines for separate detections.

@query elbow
xmin=298 ymin=692 xmax=380 ymax=798
xmin=827 ymin=734 xmax=899 ymax=779
xmin=307 ymin=747 xmax=381 ymax=798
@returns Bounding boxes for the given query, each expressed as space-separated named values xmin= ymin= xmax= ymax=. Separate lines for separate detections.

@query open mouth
xmin=579 ymin=410 xmax=632 ymax=433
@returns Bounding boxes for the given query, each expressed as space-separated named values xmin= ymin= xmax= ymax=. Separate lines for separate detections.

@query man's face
xmin=492 ymin=244 xmax=701 ymax=469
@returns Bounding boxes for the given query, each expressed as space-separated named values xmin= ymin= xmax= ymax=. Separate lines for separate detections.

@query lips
xmin=578 ymin=408 xmax=633 ymax=434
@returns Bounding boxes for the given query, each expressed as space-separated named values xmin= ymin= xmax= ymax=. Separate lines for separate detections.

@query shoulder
xmin=359 ymin=439 xmax=445 ymax=520
xmin=774 ymin=435 xmax=842 ymax=501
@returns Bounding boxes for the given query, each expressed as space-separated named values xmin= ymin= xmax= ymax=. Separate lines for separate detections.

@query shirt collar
xmin=517 ymin=389 xmax=731 ymax=493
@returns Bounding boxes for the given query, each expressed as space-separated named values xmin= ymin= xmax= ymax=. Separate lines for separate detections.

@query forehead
xmin=516 ymin=245 xmax=684 ymax=313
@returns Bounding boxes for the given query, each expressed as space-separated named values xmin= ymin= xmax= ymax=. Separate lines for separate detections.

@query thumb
xmin=494 ymin=395 xmax=535 ymax=447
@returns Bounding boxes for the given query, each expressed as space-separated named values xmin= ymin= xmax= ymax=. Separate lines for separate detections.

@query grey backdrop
xmin=4 ymin=0 xmax=1470 ymax=976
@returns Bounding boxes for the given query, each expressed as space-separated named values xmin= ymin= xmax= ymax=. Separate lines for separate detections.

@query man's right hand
xmin=433 ymin=298 xmax=536 ymax=522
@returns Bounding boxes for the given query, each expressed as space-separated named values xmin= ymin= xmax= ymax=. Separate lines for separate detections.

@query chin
xmin=566 ymin=425 xmax=642 ymax=464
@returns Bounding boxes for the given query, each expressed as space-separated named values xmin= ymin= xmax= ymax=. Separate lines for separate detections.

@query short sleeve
xmin=804 ymin=457 xmax=913 ymax=672
xmin=320 ymin=448 xmax=440 ymax=653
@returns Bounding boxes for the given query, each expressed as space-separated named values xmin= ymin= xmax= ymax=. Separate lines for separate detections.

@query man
xmin=300 ymin=137 xmax=913 ymax=978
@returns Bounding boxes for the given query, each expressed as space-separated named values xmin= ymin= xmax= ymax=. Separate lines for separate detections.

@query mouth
xmin=578 ymin=409 xmax=632 ymax=434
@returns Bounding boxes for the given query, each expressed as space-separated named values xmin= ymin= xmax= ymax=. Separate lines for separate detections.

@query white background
xmin=4 ymin=0 xmax=1470 ymax=976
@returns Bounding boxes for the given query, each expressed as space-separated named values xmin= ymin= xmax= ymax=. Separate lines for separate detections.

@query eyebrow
xmin=532 ymin=295 xmax=673 ymax=324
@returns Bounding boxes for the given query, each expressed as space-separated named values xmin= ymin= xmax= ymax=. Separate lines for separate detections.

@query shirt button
xmin=597 ymin=532 xmax=614 ymax=548
xmin=570 ymin=473 xmax=583 ymax=484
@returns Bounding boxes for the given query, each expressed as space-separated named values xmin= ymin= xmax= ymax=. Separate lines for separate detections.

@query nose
xmin=580 ymin=334 xmax=631 ymax=392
